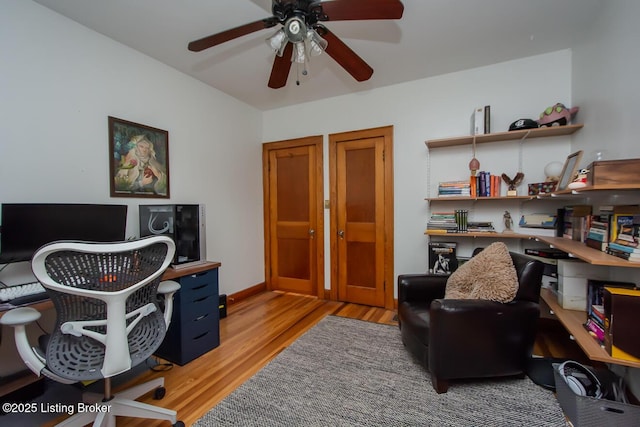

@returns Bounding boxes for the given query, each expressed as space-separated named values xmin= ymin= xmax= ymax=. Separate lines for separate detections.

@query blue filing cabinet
xmin=155 ymin=263 xmax=220 ymax=365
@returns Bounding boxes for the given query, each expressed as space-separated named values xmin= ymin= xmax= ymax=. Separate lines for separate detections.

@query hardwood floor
xmin=46 ymin=291 xmax=586 ymax=426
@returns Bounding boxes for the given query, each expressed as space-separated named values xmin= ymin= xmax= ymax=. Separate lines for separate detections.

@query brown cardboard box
xmin=603 ymin=287 xmax=640 ymax=362
xmin=588 ymin=158 xmax=640 ymax=186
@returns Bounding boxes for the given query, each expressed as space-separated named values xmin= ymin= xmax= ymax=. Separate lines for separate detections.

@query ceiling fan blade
xmin=268 ymin=43 xmax=294 ymax=88
xmin=318 ymin=26 xmax=373 ymax=82
xmin=312 ymin=0 xmax=404 ymax=21
xmin=188 ymin=18 xmax=278 ymax=52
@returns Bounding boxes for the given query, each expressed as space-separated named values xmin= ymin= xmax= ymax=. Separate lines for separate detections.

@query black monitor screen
xmin=0 ymin=203 xmax=128 ymax=263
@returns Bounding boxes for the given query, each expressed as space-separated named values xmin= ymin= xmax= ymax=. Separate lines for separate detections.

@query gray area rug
xmin=195 ymin=316 xmax=567 ymax=426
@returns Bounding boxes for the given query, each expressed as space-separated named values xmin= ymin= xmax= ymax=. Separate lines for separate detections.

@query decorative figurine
xmin=503 ymin=210 xmax=514 ymax=233
xmin=501 ymin=172 xmax=524 ymax=196
xmin=568 ymin=168 xmax=589 ymax=189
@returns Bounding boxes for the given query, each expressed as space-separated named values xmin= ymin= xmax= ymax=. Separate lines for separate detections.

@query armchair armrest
xmin=398 ymin=274 xmax=447 ymax=304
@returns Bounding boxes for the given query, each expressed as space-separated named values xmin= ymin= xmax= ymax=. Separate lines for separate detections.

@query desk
xmin=155 ymin=262 xmax=221 ymax=365
xmin=0 ymin=261 xmax=221 ymax=396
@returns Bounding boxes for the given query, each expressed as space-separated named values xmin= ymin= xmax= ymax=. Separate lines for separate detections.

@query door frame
xmin=328 ymin=126 xmax=394 ymax=309
xmin=262 ymin=135 xmax=325 ymax=298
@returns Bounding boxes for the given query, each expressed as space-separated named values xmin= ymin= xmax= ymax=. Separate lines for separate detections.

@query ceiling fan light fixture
xmin=265 ymin=28 xmax=287 ymax=56
xmin=284 ymin=16 xmax=307 ymax=43
xmin=307 ymin=28 xmax=327 ymax=57
xmin=293 ymin=41 xmax=306 ymax=63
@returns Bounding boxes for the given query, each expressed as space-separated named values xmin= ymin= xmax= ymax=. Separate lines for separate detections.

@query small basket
xmin=553 ymin=364 xmax=640 ymax=427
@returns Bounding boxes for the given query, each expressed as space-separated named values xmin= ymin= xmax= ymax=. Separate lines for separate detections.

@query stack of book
xmin=426 ymin=211 xmax=458 ymax=233
xmin=558 ymin=205 xmax=592 ymax=241
xmin=466 ymin=221 xmax=495 ymax=233
xmin=585 ymin=215 xmax=610 ymax=252
xmin=585 ymin=279 xmax=637 ymax=345
xmin=426 ymin=211 xmax=474 ymax=233
xmin=437 ymin=181 xmax=471 ymax=197
xmin=605 ymin=210 xmax=640 ymax=262
xmin=585 ymin=304 xmax=606 ymax=345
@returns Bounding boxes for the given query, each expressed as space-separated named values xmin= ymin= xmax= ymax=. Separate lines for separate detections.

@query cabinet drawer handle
xmin=193 ymin=295 xmax=211 ymax=303
xmin=193 ymin=331 xmax=209 ymax=340
xmin=190 ymin=272 xmax=210 ymax=278
xmin=192 ymin=284 xmax=208 ymax=291
xmin=195 ymin=314 xmax=209 ymax=321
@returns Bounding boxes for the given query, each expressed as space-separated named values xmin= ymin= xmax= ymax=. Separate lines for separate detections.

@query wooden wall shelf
xmin=541 ymin=288 xmax=640 ymax=369
xmin=425 ymin=124 xmax=583 ymax=149
xmin=550 ymin=184 xmax=640 ymax=196
xmin=426 ymin=196 xmax=537 ymax=202
xmin=534 ymin=236 xmax=640 ymax=268
xmin=425 ymin=230 xmax=534 ymax=239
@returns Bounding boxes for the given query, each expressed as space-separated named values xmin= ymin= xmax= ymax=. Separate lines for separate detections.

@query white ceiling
xmin=33 ymin=0 xmax=602 ymax=111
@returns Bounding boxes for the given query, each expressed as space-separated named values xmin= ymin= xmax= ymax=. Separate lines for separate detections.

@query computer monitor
xmin=139 ymin=204 xmax=206 ymax=268
xmin=0 ymin=203 xmax=128 ymax=263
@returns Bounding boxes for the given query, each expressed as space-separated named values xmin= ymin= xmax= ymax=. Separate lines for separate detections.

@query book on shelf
xmin=437 ymin=180 xmax=471 ymax=197
xmin=470 ymin=106 xmax=490 ymax=135
xmin=584 ymin=318 xmax=605 ymax=344
xmin=585 ymin=238 xmax=608 ymax=252
xmin=587 ymin=279 xmax=637 ymax=319
xmin=470 ymin=175 xmax=477 ymax=198
xmin=585 ymin=214 xmax=611 ymax=252
xmin=518 ymin=213 xmax=557 ymax=229
xmin=607 ymin=242 xmax=640 ymax=254
xmin=559 ymin=205 xmax=592 ymax=241
xmin=524 ymin=248 xmax=571 ymax=259
xmin=611 ymin=213 xmax=640 ymax=248
xmin=605 ymin=247 xmax=640 ymax=262
xmin=591 ymin=304 xmax=605 ymax=324
xmin=466 ymin=221 xmax=495 ymax=233
xmin=454 ymin=209 xmax=468 ymax=232
xmin=585 ymin=280 xmax=636 ymax=346
xmin=428 ymin=242 xmax=458 ymax=275
xmin=484 ymin=105 xmax=491 ymax=134
xmin=472 ymin=171 xmax=501 ymax=197
xmin=610 ymin=206 xmax=640 ymax=243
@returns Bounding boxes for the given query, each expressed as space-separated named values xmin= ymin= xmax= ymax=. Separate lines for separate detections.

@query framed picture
xmin=556 ymin=150 xmax=583 ymax=191
xmin=108 ymin=116 xmax=170 ymax=198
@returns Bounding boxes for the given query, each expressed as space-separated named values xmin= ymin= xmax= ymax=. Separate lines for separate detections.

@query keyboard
xmin=0 ymin=282 xmax=48 ymax=305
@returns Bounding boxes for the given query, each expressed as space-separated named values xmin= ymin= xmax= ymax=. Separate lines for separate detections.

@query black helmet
xmin=509 ymin=118 xmax=539 ymax=131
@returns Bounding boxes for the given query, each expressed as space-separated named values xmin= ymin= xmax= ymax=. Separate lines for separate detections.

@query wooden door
xmin=329 ymin=126 xmax=394 ymax=308
xmin=263 ymin=136 xmax=324 ymax=297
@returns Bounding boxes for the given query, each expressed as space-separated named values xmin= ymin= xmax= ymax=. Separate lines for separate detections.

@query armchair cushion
xmin=444 ymin=242 xmax=518 ymax=303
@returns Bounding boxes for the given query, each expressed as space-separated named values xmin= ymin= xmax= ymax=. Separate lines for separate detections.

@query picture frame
xmin=108 ymin=116 xmax=170 ymax=198
xmin=556 ymin=150 xmax=583 ymax=191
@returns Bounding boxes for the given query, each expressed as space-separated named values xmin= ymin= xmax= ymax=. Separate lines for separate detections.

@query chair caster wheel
xmin=154 ymin=386 xmax=166 ymax=400
xmin=173 ymin=421 xmax=185 ymax=427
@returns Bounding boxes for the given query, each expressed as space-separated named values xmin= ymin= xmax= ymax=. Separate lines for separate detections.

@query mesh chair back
xmin=32 ymin=236 xmax=175 ymax=382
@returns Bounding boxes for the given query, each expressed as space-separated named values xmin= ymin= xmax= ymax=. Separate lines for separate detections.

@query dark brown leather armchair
xmin=398 ymin=251 xmax=544 ymax=393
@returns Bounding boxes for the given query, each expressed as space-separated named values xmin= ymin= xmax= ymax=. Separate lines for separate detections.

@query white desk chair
xmin=1 ymin=236 xmax=183 ymax=427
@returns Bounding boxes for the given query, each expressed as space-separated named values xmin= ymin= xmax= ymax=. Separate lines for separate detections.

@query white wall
xmin=571 ymin=0 xmax=640 ymax=398
xmin=572 ymin=0 xmax=640 ymax=163
xmin=0 ymin=1 xmax=266 ymax=297
xmin=264 ymin=50 xmax=576 ymax=289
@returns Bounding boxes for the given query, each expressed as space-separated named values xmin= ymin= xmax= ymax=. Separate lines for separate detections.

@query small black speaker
xmin=218 ymin=294 xmax=227 ymax=319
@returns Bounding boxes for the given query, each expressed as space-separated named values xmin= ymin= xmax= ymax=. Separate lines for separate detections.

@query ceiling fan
xmin=188 ymin=0 xmax=404 ymax=88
